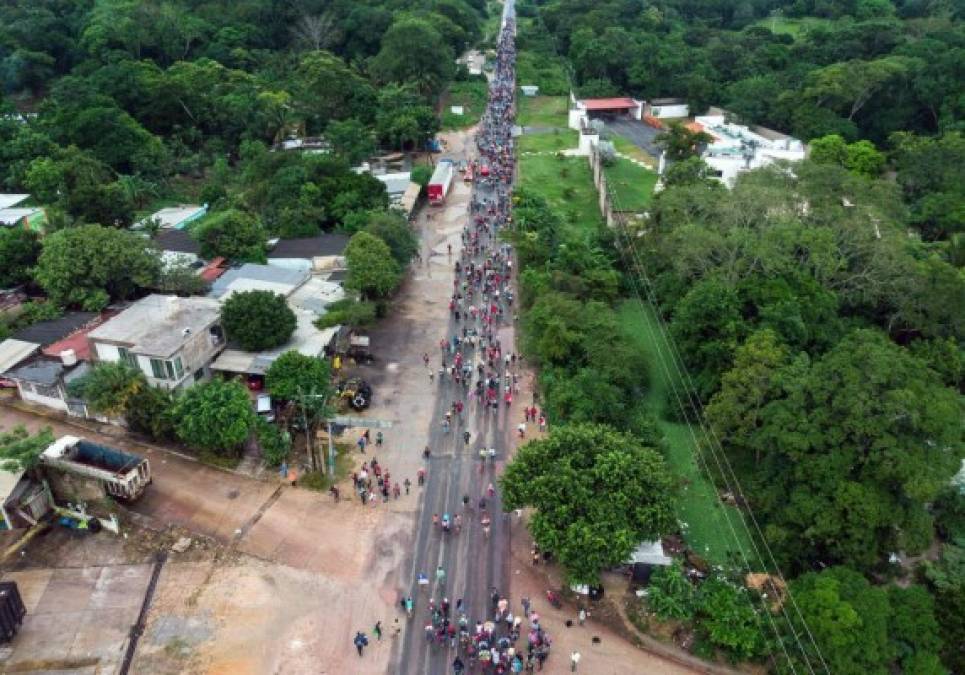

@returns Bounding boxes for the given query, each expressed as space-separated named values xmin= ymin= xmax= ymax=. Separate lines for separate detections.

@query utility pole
xmin=296 ymin=385 xmax=317 ymax=473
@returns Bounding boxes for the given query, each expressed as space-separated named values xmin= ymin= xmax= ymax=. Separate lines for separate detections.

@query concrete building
xmin=87 ymin=295 xmax=225 ymax=390
xmin=695 ymin=111 xmax=806 ymax=187
xmin=645 ymin=98 xmax=690 ymax=119
xmin=569 ymin=96 xmax=643 ymax=130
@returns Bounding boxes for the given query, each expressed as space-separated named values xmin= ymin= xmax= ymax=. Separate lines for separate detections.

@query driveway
xmin=605 ymin=117 xmax=664 ymax=159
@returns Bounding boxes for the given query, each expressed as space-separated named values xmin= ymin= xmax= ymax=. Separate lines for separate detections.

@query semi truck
xmin=41 ymin=436 xmax=152 ymax=501
xmin=427 ymin=160 xmax=454 ymax=205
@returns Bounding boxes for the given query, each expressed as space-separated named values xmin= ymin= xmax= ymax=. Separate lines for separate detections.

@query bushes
xmin=315 ymin=298 xmax=378 ymax=328
xmin=256 ymin=417 xmax=290 ymax=467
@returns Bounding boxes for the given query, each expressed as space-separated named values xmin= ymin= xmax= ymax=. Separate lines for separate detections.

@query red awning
xmin=583 ymin=97 xmax=637 ymax=111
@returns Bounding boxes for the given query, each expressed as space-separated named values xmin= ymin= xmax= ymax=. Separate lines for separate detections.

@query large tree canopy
xmin=221 ymin=290 xmax=297 ymax=352
xmin=194 ymin=209 xmax=267 ymax=263
xmin=501 ymin=424 xmax=676 ymax=583
xmin=34 ymin=223 xmax=160 ymax=310
xmin=344 ymin=231 xmax=402 ymax=300
xmin=370 ymin=18 xmax=454 ymax=96
xmin=710 ymin=329 xmax=962 ymax=571
xmin=173 ymin=378 xmax=255 ymax=456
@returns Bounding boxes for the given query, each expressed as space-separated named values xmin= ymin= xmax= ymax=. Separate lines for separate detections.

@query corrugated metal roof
xmin=12 ymin=312 xmax=98 ymax=346
xmin=0 ymin=194 xmax=30 ymax=210
xmin=583 ymin=97 xmax=637 ymax=111
xmin=0 ymin=467 xmax=26 ymax=500
xmin=267 ymin=235 xmax=349 ymax=259
xmin=209 ymin=263 xmax=309 ymax=298
xmin=0 ymin=339 xmax=40 ymax=375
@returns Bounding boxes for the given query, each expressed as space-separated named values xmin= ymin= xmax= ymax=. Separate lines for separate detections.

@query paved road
xmin=605 ymin=117 xmax=664 ymax=159
xmin=395 ymin=3 xmax=518 ymax=673
xmin=392 ymin=141 xmax=517 ymax=675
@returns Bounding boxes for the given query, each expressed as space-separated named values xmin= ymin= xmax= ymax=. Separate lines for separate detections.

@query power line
xmin=514 ymin=2 xmax=832 ymax=669
xmin=605 ymin=169 xmax=830 ymax=675
xmin=517 ymin=6 xmax=826 ymax=672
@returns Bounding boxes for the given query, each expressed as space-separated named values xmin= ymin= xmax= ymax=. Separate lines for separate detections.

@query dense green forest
xmin=0 ymin=0 xmax=486 ymax=236
xmin=512 ymin=0 xmax=964 ymax=672
xmin=0 ymin=0 xmax=491 ymax=312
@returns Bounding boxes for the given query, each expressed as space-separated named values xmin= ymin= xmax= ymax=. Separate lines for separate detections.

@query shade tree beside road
xmin=501 ymin=424 xmax=676 ymax=585
xmin=344 ymin=231 xmax=402 ymax=301
xmin=172 ymin=378 xmax=256 ymax=457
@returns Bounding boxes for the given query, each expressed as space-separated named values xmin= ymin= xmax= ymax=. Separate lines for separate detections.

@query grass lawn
xmin=517 ymin=129 xmax=578 ymax=153
xmin=517 ymin=95 xmax=569 ymax=129
xmin=609 ymin=134 xmax=658 ymax=168
xmin=441 ymin=79 xmax=490 ymax=130
xmin=617 ymin=299 xmax=758 ymax=567
xmin=518 ymin=153 xmax=602 ymax=236
xmin=604 ymin=157 xmax=658 ymax=212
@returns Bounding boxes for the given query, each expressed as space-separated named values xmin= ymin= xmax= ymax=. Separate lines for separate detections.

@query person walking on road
xmin=353 ymin=631 xmax=368 ymax=656
xmin=436 ymin=565 xmax=446 ymax=586
xmin=570 ymin=650 xmax=581 ymax=671
xmin=578 ymin=607 xmax=586 ymax=626
xmin=373 ymin=621 xmax=382 ymax=641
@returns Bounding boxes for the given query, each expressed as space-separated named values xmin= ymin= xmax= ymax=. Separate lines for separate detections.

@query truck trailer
xmin=427 ymin=160 xmax=454 ymax=205
xmin=41 ymin=436 xmax=152 ymax=501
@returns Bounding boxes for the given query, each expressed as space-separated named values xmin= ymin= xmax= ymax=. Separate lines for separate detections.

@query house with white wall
xmin=87 ymin=295 xmax=225 ymax=390
xmin=645 ymin=98 xmax=690 ymax=119
xmin=694 ymin=111 xmax=806 ymax=187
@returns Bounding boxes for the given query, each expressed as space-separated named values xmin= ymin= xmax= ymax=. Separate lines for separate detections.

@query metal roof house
xmin=266 ymin=234 xmax=349 ymax=273
xmin=209 ymin=263 xmax=310 ymax=300
xmin=1 ymin=312 xmax=114 ymax=417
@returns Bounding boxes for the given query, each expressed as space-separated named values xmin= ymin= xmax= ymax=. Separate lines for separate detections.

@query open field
xmin=517 ymin=95 xmax=569 ymax=128
xmin=517 ymin=128 xmax=578 ymax=153
xmin=604 ymin=157 xmax=658 ymax=212
xmin=617 ymin=299 xmax=757 ymax=567
xmin=518 ymin=153 xmax=602 ymax=236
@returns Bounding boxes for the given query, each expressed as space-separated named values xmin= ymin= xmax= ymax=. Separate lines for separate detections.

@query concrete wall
xmin=17 ymin=382 xmax=68 ymax=413
xmin=650 ymin=103 xmax=689 ymax=118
